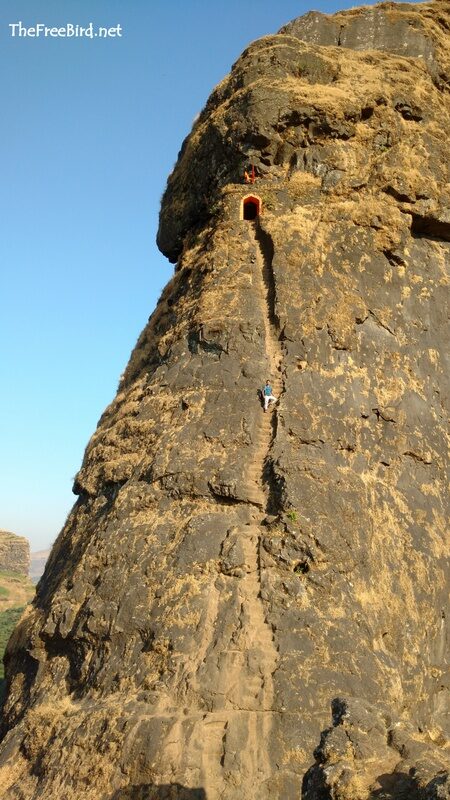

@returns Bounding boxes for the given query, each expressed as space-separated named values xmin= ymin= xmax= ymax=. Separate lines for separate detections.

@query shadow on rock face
xmin=424 ymin=773 xmax=450 ymax=799
xmin=303 ymin=768 xmax=450 ymax=799
xmin=110 ymin=786 xmax=207 ymax=800
xmin=370 ymin=771 xmax=419 ymax=799
xmin=369 ymin=770 xmax=450 ymax=799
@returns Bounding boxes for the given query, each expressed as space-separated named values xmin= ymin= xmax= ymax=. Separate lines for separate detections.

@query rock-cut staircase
xmin=245 ymin=223 xmax=283 ymax=510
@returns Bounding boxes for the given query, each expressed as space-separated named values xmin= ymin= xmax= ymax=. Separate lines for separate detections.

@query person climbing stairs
xmin=262 ymin=379 xmax=278 ymax=412
xmin=243 ymin=222 xmax=283 ymax=509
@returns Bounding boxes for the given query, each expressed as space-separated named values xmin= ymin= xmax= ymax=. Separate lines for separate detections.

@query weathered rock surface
xmin=0 ymin=2 xmax=449 ymax=798
xmin=303 ymin=697 xmax=450 ymax=799
xmin=0 ymin=531 xmax=30 ymax=578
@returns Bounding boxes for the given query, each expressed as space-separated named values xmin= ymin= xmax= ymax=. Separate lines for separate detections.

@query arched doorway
xmin=241 ymin=194 xmax=261 ymax=221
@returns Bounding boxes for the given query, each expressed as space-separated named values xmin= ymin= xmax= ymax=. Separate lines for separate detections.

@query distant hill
xmin=29 ymin=549 xmax=51 ymax=584
xmin=0 ymin=569 xmax=35 ymax=613
xmin=0 ymin=530 xmax=29 ymax=576
xmin=0 ymin=569 xmax=35 ymax=685
xmin=0 ymin=532 xmax=35 ymax=689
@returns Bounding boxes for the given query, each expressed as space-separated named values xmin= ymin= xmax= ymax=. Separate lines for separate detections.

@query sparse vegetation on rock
xmin=0 ymin=535 xmax=35 ymax=696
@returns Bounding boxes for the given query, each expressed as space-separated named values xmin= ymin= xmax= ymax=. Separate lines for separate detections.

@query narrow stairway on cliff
xmin=245 ymin=221 xmax=284 ymax=513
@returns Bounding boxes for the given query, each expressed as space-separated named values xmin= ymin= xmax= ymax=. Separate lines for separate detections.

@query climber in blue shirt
xmin=263 ymin=380 xmax=277 ymax=412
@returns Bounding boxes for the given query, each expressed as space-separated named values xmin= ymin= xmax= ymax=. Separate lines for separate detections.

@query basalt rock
xmin=303 ymin=697 xmax=450 ymax=800
xmin=0 ymin=2 xmax=449 ymax=799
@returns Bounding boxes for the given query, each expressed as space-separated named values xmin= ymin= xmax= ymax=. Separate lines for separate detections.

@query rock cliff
xmin=0 ymin=531 xmax=30 ymax=578
xmin=0 ymin=2 xmax=449 ymax=798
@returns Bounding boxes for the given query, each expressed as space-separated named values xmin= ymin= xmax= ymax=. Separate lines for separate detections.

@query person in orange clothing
xmin=244 ymin=164 xmax=256 ymax=183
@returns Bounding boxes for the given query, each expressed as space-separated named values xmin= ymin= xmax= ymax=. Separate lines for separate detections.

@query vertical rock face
xmin=0 ymin=531 xmax=30 ymax=578
xmin=0 ymin=3 xmax=449 ymax=798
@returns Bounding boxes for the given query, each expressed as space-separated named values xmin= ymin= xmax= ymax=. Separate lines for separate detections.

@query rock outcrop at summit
xmin=0 ymin=2 xmax=449 ymax=798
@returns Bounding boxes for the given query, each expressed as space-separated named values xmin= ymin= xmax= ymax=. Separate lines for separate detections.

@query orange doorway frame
xmin=241 ymin=194 xmax=262 ymax=220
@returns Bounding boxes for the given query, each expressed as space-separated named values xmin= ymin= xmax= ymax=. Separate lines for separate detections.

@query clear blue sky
xmin=0 ymin=0 xmax=419 ymax=552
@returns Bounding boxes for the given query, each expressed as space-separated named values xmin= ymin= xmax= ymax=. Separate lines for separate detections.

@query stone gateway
xmin=242 ymin=195 xmax=262 ymax=220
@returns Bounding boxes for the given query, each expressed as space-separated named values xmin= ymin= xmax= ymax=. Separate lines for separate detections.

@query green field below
xmin=0 ymin=606 xmax=25 ymax=681
xmin=0 ymin=570 xmax=35 ymax=701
